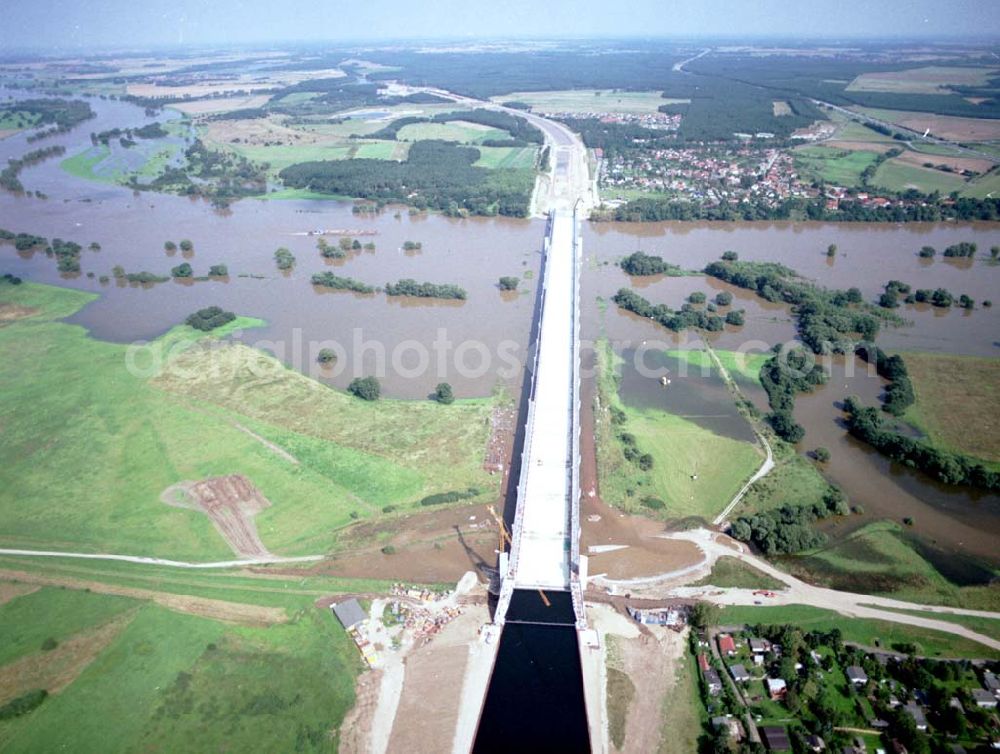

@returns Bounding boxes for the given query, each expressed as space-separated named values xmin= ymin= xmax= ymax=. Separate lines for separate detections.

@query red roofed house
xmin=718 ymin=634 xmax=736 ymax=656
xmin=698 ymin=654 xmax=711 ymax=672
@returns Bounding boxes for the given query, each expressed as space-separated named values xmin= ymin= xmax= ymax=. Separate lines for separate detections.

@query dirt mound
xmin=161 ymin=475 xmax=273 ymax=559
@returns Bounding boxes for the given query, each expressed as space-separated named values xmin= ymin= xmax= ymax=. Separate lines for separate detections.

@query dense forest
xmin=686 ymin=54 xmax=1000 ymax=121
xmin=279 ymin=140 xmax=533 ymax=217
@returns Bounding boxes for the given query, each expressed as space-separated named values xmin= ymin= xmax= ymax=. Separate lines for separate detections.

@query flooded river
xmin=2 ymin=91 xmax=999 ymax=565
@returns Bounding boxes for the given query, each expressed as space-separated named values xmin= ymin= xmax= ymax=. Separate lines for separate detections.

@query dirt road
xmin=596 ymin=529 xmax=1000 ymax=652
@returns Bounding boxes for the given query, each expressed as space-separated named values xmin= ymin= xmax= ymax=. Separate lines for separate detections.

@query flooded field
xmin=3 ymin=91 xmax=999 ymax=568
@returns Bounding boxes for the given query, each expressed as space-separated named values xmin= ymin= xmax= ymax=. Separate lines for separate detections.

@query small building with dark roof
xmin=845 ymin=665 xmax=868 ymax=685
xmin=972 ymin=688 xmax=998 ymax=708
xmin=331 ymin=598 xmax=367 ymax=630
xmin=730 ymin=664 xmax=750 ymax=683
xmin=704 ymin=668 xmax=723 ymax=695
xmin=761 ymin=725 xmax=791 ymax=752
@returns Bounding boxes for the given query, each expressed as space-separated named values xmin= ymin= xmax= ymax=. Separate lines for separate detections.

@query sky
xmin=1 ymin=0 xmax=998 ymax=51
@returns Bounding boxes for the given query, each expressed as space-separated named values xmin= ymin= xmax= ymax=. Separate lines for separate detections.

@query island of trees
xmin=384 ymin=279 xmax=467 ymax=300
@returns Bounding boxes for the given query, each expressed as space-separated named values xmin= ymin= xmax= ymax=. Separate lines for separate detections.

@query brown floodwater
xmin=2 ymin=91 xmax=999 ymax=566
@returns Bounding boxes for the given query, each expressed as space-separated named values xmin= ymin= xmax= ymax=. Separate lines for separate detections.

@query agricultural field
xmin=793 ymin=145 xmax=881 ymax=186
xmin=901 ymin=352 xmax=1000 ymax=463
xmin=960 ymin=168 xmax=1000 ymax=198
xmin=491 ymin=89 xmax=685 ymax=114
xmin=0 ymin=281 xmax=496 ymax=560
xmin=168 ymin=94 xmax=273 ymax=116
xmin=846 ymin=65 xmax=1000 ymax=95
xmin=395 ymin=121 xmax=508 ymax=144
xmin=871 ymin=157 xmax=969 ymax=194
xmin=474 ymin=145 xmax=538 ymax=169
xmin=853 ymin=106 xmax=1000 ymax=142
xmin=0 ymin=583 xmax=359 ymax=753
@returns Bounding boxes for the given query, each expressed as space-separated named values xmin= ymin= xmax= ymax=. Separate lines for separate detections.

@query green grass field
xmin=658 ymin=651 xmax=706 ymax=754
xmin=740 ymin=452 xmax=831 ymax=515
xmin=229 ymin=143 xmax=354 ymax=171
xmin=396 ymin=121 xmax=508 ymax=144
xmin=872 ymin=158 xmax=969 ymax=194
xmin=663 ymin=348 xmax=768 ymax=388
xmin=474 ymin=145 xmax=538 ymax=169
xmin=0 ymin=281 xmax=496 ymax=559
xmin=793 ymin=145 xmax=881 ymax=186
xmin=717 ymin=604 xmax=998 ymax=659
xmin=0 ymin=594 xmax=358 ymax=753
xmin=596 ymin=341 xmax=762 ymax=520
xmin=833 ymin=119 xmax=896 ymax=143
xmin=0 ymin=588 xmax=138 ymax=666
xmin=491 ymin=90 xmax=684 ymax=114
xmin=59 ymin=146 xmax=115 ymax=182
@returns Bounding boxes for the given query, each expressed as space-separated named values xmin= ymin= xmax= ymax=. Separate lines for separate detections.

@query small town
xmin=696 ymin=624 xmax=1000 ymax=754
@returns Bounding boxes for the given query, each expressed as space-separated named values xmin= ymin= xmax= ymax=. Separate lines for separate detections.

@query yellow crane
xmin=486 ymin=506 xmax=550 ymax=608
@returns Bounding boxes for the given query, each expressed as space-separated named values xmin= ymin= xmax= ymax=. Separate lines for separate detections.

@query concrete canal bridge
xmin=493 ymin=207 xmax=587 ymax=630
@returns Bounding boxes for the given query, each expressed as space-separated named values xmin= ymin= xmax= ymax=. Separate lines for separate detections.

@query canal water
xmin=473 ymin=590 xmax=590 ymax=754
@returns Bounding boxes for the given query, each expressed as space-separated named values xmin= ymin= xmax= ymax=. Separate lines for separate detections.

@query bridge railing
xmin=497 ymin=216 xmax=553 ymax=618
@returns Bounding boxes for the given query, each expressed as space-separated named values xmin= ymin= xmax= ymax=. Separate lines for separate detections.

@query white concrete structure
xmin=494 ymin=208 xmax=585 ymax=627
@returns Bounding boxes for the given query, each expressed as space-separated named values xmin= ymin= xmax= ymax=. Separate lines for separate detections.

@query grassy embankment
xmin=900 ymin=351 xmax=1000 ymax=466
xmin=690 ymin=556 xmax=785 ymax=591
xmin=595 ymin=340 xmax=762 ymax=520
xmin=717 ymin=604 xmax=998 ymax=660
xmin=0 ymin=280 xmax=496 ymax=560
xmin=785 ymin=521 xmax=1000 ymax=611
xmin=0 ymin=584 xmax=360 ymax=752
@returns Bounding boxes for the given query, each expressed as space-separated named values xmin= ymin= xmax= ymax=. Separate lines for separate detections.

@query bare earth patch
xmin=338 ymin=669 xmax=382 ymax=754
xmin=0 ymin=569 xmax=287 ymax=626
xmin=615 ymin=627 xmax=689 ymax=753
xmin=161 ymin=474 xmax=273 ymax=559
xmin=772 ymin=101 xmax=792 ymax=117
xmin=0 ymin=610 xmax=135 ymax=706
xmin=386 ymin=607 xmax=486 ymax=752
xmin=0 ymin=582 xmax=38 ymax=605
xmin=0 ymin=304 xmax=39 ymax=324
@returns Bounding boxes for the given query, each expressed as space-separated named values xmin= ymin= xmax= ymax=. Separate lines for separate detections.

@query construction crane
xmin=487 ymin=506 xmax=550 ymax=608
